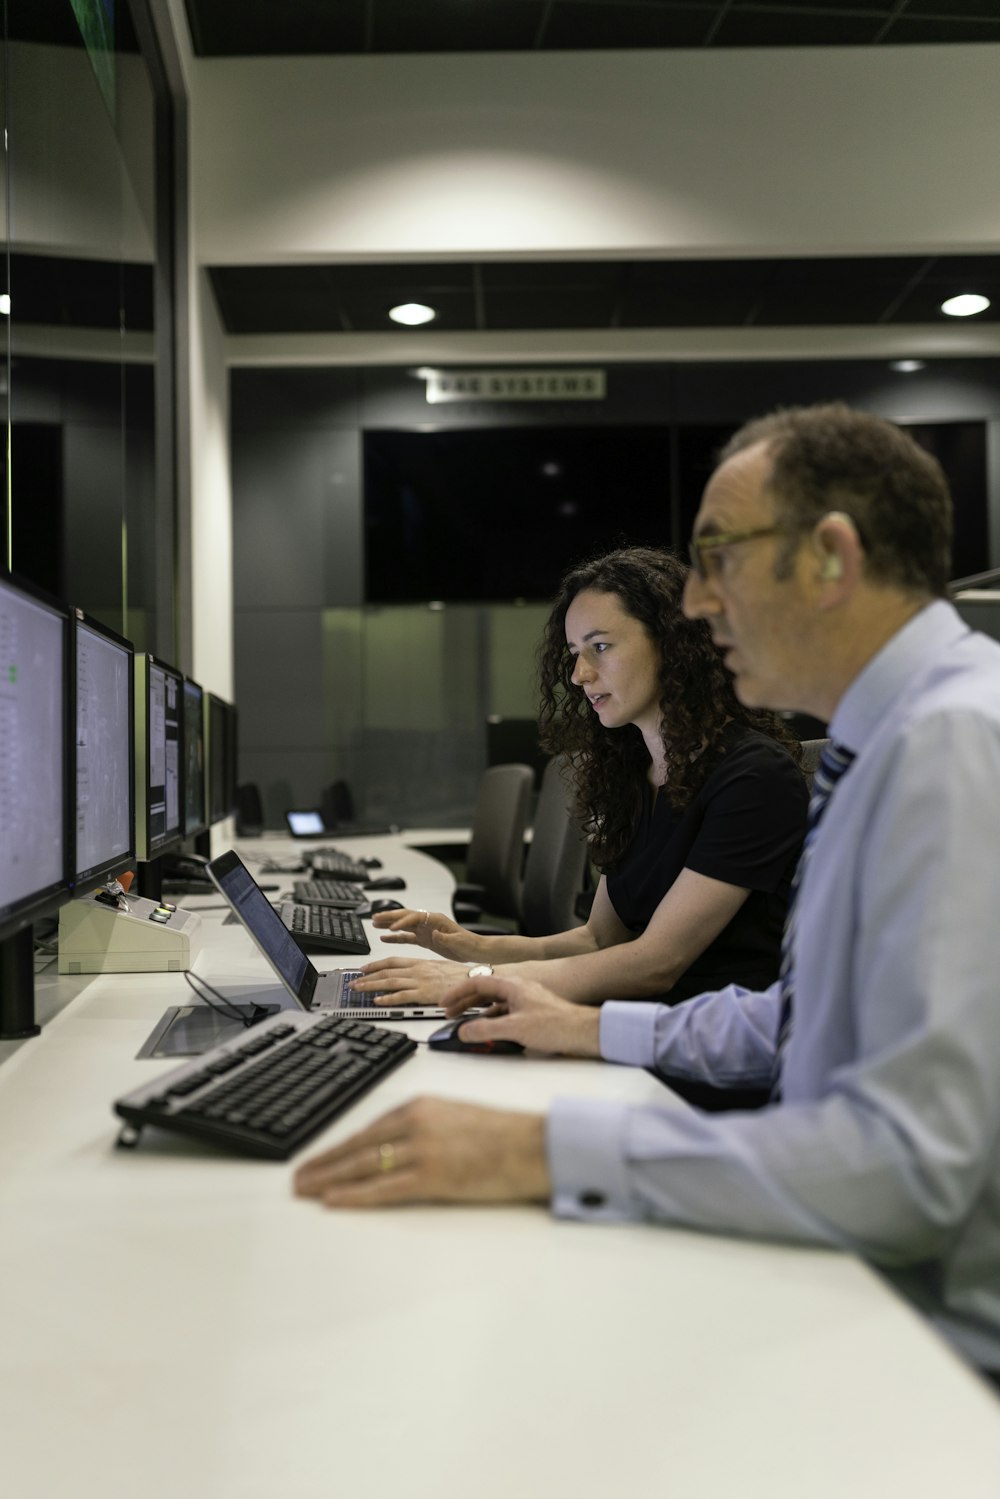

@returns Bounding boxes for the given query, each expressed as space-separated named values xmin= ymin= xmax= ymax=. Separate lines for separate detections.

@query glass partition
xmin=2 ymin=0 xmax=168 ymax=654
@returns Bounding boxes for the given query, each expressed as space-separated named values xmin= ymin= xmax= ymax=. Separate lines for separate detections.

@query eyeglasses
xmin=688 ymin=526 xmax=782 ymax=582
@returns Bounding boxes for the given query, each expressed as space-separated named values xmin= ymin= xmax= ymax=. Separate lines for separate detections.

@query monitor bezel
xmin=71 ymin=607 xmax=136 ymax=887
xmin=134 ymin=652 xmax=185 ymax=864
xmin=0 ymin=570 xmax=73 ymax=942
xmin=181 ymin=675 xmax=208 ymax=838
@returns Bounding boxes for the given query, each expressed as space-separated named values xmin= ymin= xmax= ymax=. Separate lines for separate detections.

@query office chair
xmin=235 ymin=782 xmax=264 ymax=837
xmin=320 ymin=779 xmax=357 ymax=828
xmin=799 ymin=738 xmax=830 ymax=795
xmin=452 ymin=763 xmax=535 ymax=925
xmin=518 ymin=756 xmax=591 ymax=936
xmin=462 ymin=756 xmax=590 ymax=938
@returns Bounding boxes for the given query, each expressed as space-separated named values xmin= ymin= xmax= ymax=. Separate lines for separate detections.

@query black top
xmin=605 ymin=725 xmax=808 ymax=1003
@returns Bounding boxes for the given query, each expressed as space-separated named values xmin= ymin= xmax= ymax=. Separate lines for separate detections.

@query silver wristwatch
xmin=466 ymin=963 xmax=494 ymax=979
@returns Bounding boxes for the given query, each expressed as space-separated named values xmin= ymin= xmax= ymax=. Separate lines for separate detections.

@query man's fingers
xmin=320 ymin=1167 xmax=426 ymax=1207
xmin=293 ymin=1105 xmax=414 ymax=1190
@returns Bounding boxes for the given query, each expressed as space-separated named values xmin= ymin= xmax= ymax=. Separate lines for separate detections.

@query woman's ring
xmin=378 ymin=1142 xmax=397 ymax=1173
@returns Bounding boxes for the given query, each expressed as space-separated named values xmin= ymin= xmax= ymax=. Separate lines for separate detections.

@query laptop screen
xmin=286 ymin=809 xmax=325 ymax=837
xmin=208 ymin=849 xmax=314 ymax=1005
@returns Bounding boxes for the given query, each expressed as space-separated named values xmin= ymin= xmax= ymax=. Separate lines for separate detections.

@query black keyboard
xmin=306 ymin=848 xmax=370 ymax=882
xmin=292 ymin=878 xmax=366 ymax=907
xmin=114 ymin=1011 xmax=416 ymax=1160
xmin=279 ymin=900 xmax=371 ymax=955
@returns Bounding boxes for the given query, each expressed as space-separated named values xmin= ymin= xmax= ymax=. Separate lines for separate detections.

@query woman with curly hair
xmin=352 ymin=545 xmax=807 ymax=1008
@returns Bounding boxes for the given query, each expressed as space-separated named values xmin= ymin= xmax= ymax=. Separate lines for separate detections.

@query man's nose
xmin=683 ymin=569 xmax=718 ymax=619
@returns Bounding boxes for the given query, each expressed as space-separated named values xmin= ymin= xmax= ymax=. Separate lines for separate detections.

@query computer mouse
xmin=427 ymin=1018 xmax=524 ymax=1056
xmin=366 ymin=875 xmax=406 ymax=890
xmin=369 ymin=898 xmax=405 ymax=915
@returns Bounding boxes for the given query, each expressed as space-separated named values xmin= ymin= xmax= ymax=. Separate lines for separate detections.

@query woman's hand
xmin=371 ymin=907 xmax=481 ymax=962
xmin=349 ymin=957 xmax=470 ymax=1005
xmin=293 ymin=1097 xmax=550 ymax=1208
xmin=441 ymin=974 xmax=603 ymax=1058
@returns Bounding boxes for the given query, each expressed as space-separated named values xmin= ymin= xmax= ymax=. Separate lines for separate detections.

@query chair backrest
xmin=519 ymin=756 xmax=590 ymax=937
xmin=799 ymin=738 xmax=830 ymax=795
xmin=320 ymin=779 xmax=356 ymax=827
xmin=235 ymin=782 xmax=264 ymax=837
xmin=464 ymin=763 xmax=535 ymax=920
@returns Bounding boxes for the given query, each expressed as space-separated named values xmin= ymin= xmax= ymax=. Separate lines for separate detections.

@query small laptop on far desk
xmin=285 ymin=809 xmax=400 ymax=839
xmin=208 ymin=849 xmax=478 ymax=1021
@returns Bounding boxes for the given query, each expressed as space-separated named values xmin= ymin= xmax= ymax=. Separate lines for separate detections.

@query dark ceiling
xmin=209 ymin=256 xmax=1000 ymax=337
xmin=182 ymin=0 xmax=1000 ymax=55
xmin=16 ymin=2 xmax=999 ymax=343
xmin=183 ymin=0 xmax=1000 ymax=340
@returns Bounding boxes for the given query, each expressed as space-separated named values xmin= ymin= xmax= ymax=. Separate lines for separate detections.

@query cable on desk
xmin=183 ymin=970 xmax=268 ymax=1028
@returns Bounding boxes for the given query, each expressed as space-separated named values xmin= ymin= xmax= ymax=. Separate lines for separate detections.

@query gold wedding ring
xmin=378 ymin=1142 xmax=397 ymax=1173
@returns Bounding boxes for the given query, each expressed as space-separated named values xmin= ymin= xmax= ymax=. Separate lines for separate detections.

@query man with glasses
xmin=295 ymin=403 xmax=1000 ymax=1385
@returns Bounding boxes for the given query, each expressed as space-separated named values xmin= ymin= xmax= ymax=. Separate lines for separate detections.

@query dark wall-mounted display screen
xmin=364 ymin=418 xmax=989 ymax=603
xmin=364 ymin=426 xmax=673 ymax=603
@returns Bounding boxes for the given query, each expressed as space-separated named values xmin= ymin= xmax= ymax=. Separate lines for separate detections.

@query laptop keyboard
xmin=292 ymin=878 xmax=366 ymax=906
xmin=306 ymin=849 xmax=370 ymax=882
xmin=114 ymin=1010 xmax=416 ymax=1159
xmin=279 ymin=900 xmax=371 ymax=955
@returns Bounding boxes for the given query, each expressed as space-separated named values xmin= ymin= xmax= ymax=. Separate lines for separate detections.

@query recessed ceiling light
xmin=890 ymin=359 xmax=925 ymax=373
xmin=389 ymin=302 xmax=436 ymax=327
xmin=940 ymin=293 xmax=990 ymax=318
xmin=0 ymin=294 xmax=10 ymax=315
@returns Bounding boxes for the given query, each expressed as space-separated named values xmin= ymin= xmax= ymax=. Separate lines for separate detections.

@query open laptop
xmin=285 ymin=809 xmax=400 ymax=839
xmin=207 ymin=848 xmax=479 ymax=1021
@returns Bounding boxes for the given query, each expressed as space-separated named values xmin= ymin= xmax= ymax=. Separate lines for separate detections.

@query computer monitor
xmin=134 ymin=653 xmax=184 ymax=862
xmin=953 ymin=590 xmax=1000 ymax=646
xmin=0 ymin=572 xmax=72 ymax=1038
xmin=485 ymin=716 xmax=550 ymax=790
xmin=72 ymin=610 xmax=135 ymax=886
xmin=206 ymin=692 xmax=237 ymax=824
xmin=182 ymin=677 xmax=207 ymax=837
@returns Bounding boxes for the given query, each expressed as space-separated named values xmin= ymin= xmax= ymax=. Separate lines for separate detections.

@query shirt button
xmin=579 ymin=1190 xmax=606 ymax=1209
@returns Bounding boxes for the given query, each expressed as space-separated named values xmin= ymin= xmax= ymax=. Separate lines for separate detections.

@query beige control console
xmin=58 ymin=888 xmax=201 ymax=974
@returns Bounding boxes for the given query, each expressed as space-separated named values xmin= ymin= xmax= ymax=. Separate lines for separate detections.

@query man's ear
xmin=814 ymin=511 xmax=860 ymax=595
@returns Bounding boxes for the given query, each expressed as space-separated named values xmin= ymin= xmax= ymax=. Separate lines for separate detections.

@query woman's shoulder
xmin=704 ymin=723 xmax=806 ymax=789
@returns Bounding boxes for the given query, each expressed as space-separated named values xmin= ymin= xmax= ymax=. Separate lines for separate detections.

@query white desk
xmin=2 ymin=837 xmax=999 ymax=1498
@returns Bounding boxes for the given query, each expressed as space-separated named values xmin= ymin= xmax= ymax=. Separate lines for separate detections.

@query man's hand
xmin=441 ymin=974 xmax=603 ymax=1058
xmin=370 ymin=907 xmax=480 ymax=962
xmin=293 ymin=1097 xmax=550 ymax=1207
xmin=349 ymin=956 xmax=469 ymax=1004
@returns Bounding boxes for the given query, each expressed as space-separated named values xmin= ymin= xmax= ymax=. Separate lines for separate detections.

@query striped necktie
xmin=771 ymin=740 xmax=856 ymax=1099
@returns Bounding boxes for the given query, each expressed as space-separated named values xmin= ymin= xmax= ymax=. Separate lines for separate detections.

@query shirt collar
xmin=828 ymin=599 xmax=968 ymax=754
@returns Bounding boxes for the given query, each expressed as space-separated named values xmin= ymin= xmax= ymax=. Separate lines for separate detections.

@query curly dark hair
xmin=537 ymin=545 xmax=802 ymax=870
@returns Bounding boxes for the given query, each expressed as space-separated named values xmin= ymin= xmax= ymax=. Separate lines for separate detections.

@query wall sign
xmin=425 ymin=369 xmax=606 ymax=403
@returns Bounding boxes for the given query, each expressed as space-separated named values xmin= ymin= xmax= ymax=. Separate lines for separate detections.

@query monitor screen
xmin=73 ymin=611 xmax=134 ymax=884
xmin=135 ymin=654 xmax=183 ymax=861
xmin=0 ymin=572 xmax=71 ymax=938
xmin=182 ymin=678 xmax=206 ymax=836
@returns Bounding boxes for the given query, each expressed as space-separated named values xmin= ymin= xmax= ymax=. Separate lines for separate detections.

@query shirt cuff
xmin=599 ymin=1000 xmax=661 ymax=1069
xmin=547 ymin=1099 xmax=640 ymax=1221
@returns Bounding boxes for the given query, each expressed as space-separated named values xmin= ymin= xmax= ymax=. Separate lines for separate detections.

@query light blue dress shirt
xmin=547 ymin=601 xmax=1000 ymax=1373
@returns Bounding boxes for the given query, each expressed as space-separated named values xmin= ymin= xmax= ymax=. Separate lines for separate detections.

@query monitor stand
xmin=0 ymin=929 xmax=41 ymax=1040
